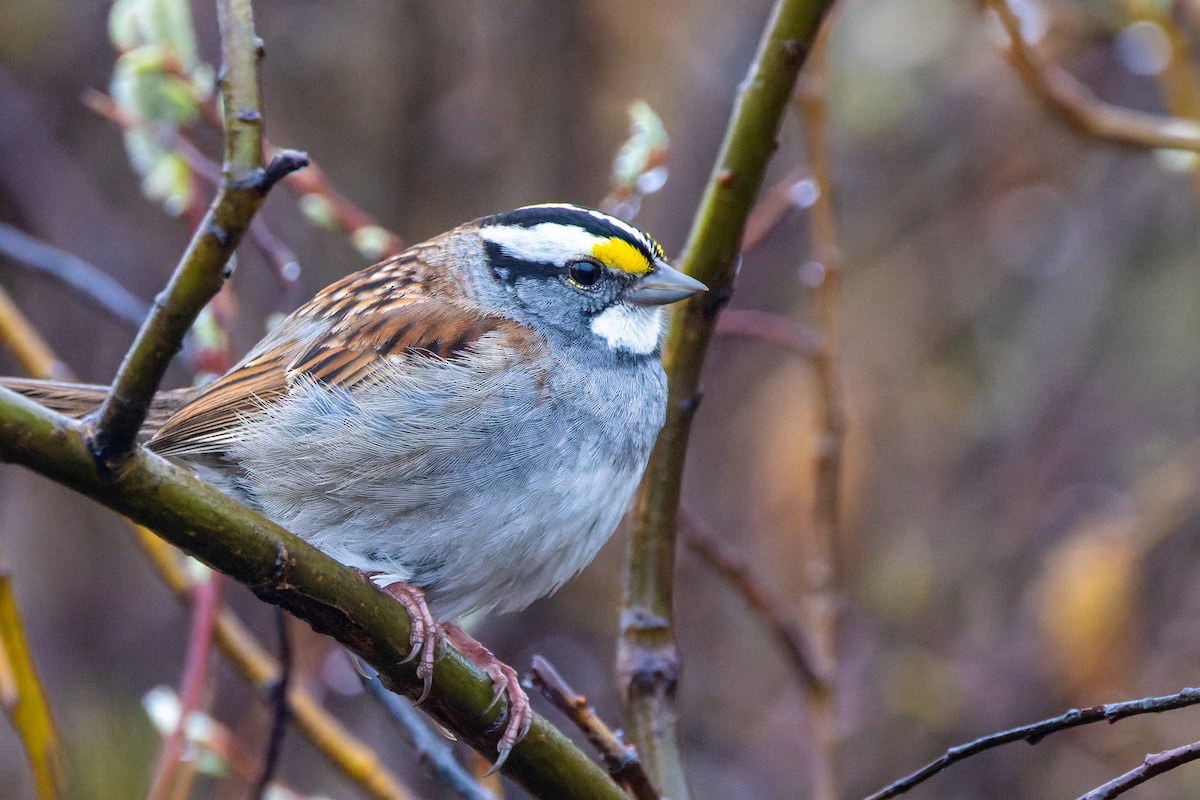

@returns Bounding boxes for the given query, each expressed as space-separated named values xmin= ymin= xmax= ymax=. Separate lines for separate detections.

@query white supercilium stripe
xmin=480 ymin=223 xmax=604 ymax=265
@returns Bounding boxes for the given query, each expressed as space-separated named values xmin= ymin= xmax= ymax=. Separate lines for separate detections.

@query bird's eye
xmin=566 ymin=260 xmax=602 ymax=288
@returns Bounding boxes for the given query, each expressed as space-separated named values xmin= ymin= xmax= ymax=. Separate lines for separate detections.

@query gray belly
xmin=209 ymin=355 xmax=664 ymax=619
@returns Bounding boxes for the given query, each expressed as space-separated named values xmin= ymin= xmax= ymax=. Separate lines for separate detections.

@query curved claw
xmin=367 ymin=574 xmax=441 ymax=703
xmin=441 ymin=623 xmax=533 ymax=774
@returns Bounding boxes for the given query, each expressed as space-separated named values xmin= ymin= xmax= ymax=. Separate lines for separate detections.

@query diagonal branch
xmin=863 ymin=687 xmax=1200 ymax=800
xmin=88 ymin=0 xmax=307 ymax=463
xmin=0 ymin=224 xmax=151 ymax=332
xmin=0 ymin=388 xmax=627 ymax=800
xmin=987 ymin=0 xmax=1200 ymax=151
xmin=618 ymin=1 xmax=837 ymax=797
xmin=1077 ymin=739 xmax=1200 ymax=799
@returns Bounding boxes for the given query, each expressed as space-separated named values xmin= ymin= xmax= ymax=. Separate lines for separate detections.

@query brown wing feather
xmin=148 ymin=248 xmax=524 ymax=457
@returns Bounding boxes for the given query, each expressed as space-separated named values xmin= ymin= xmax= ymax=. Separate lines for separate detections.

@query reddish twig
xmin=863 ymin=688 xmax=1200 ymax=800
xmin=284 ymin=159 xmax=405 ymax=259
xmin=741 ymin=167 xmax=808 ymax=252
xmin=529 ymin=655 xmax=661 ymax=800
xmin=679 ymin=511 xmax=827 ymax=694
xmin=84 ymin=89 xmax=302 ymax=302
xmin=713 ymin=309 xmax=822 ymax=358
xmin=147 ymin=572 xmax=226 ymax=800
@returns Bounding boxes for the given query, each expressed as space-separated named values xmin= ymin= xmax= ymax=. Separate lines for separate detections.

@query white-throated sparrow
xmin=3 ymin=203 xmax=705 ymax=765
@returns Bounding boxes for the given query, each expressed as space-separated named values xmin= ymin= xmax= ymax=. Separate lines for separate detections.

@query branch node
xmin=261 ymin=149 xmax=309 ymax=192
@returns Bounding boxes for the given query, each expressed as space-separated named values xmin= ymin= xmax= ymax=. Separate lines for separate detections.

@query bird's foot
xmin=442 ymin=622 xmax=532 ymax=773
xmin=366 ymin=573 xmax=440 ymax=703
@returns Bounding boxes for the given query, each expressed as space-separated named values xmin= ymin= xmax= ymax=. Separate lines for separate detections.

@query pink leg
xmin=366 ymin=574 xmax=440 ymax=703
xmin=442 ymin=622 xmax=532 ymax=772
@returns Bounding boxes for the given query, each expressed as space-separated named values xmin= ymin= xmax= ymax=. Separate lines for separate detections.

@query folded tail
xmin=0 ymin=378 xmax=192 ymax=438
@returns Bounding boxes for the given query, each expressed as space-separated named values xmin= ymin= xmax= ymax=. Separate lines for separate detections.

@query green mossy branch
xmin=0 ymin=388 xmax=627 ymax=800
xmin=619 ymin=0 xmax=839 ymax=797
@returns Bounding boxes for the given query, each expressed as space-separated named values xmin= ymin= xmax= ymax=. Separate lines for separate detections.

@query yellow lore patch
xmin=591 ymin=236 xmax=652 ymax=275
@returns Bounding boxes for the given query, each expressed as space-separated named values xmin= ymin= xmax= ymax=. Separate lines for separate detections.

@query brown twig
xmin=863 ymin=688 xmax=1200 ymax=800
xmin=678 ymin=511 xmax=827 ymax=694
xmin=795 ymin=32 xmax=844 ymax=800
xmin=619 ymin=2 xmax=836 ymax=797
xmin=986 ymin=0 xmax=1200 ymax=151
xmin=84 ymin=88 xmax=303 ymax=308
xmin=529 ymin=655 xmax=661 ymax=800
xmin=1078 ymin=739 xmax=1200 ymax=799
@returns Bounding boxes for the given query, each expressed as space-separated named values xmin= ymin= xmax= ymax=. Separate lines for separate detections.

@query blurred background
xmin=2 ymin=0 xmax=1200 ymax=798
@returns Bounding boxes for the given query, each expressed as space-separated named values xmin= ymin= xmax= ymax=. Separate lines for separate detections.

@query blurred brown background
xmin=3 ymin=0 xmax=1200 ymax=798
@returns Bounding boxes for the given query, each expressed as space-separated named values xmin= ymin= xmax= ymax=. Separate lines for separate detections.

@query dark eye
xmin=566 ymin=260 xmax=602 ymax=288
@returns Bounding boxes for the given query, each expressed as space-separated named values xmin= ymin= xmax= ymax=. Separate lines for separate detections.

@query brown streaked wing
xmin=148 ymin=301 xmax=530 ymax=457
xmin=149 ymin=251 xmax=430 ymax=456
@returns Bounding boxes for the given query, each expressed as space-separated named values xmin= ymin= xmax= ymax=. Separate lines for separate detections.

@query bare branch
xmin=1077 ymin=740 xmax=1200 ymax=799
xmin=0 ymin=224 xmax=150 ymax=331
xmin=987 ymin=0 xmax=1200 ymax=151
xmin=679 ymin=511 xmax=827 ymax=693
xmin=530 ymin=655 xmax=661 ymax=800
xmin=863 ymin=688 xmax=1200 ymax=800
xmin=360 ymin=661 xmax=497 ymax=800
xmin=714 ymin=308 xmax=822 ymax=358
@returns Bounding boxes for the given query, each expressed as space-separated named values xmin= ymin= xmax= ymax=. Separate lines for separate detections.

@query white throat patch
xmin=590 ymin=303 xmax=663 ymax=355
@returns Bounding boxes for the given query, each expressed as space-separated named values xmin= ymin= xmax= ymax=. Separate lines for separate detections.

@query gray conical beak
xmin=624 ymin=261 xmax=707 ymax=306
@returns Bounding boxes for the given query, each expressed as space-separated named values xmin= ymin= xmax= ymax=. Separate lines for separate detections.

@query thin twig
xmin=0 ymin=285 xmax=70 ymax=381
xmin=796 ymin=32 xmax=844 ymax=800
xmin=741 ymin=167 xmax=807 ymax=253
xmin=133 ymin=529 xmax=422 ymax=800
xmin=147 ymin=572 xmax=226 ymax=800
xmin=87 ymin=0 xmax=308 ymax=462
xmin=678 ymin=511 xmax=827 ymax=694
xmin=619 ymin=2 xmax=836 ymax=797
xmin=85 ymin=88 xmax=304 ymax=303
xmin=863 ymin=688 xmax=1200 ymax=800
xmin=1078 ymin=739 xmax=1200 ymax=799
xmin=0 ymin=224 xmax=150 ymax=331
xmin=987 ymin=0 xmax=1200 ymax=151
xmin=359 ymin=661 xmax=497 ymax=800
xmin=283 ymin=159 xmax=405 ymax=260
xmin=714 ymin=309 xmax=822 ymax=359
xmin=529 ymin=655 xmax=661 ymax=800
xmin=0 ymin=568 xmax=66 ymax=800
xmin=251 ymin=609 xmax=291 ymax=800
